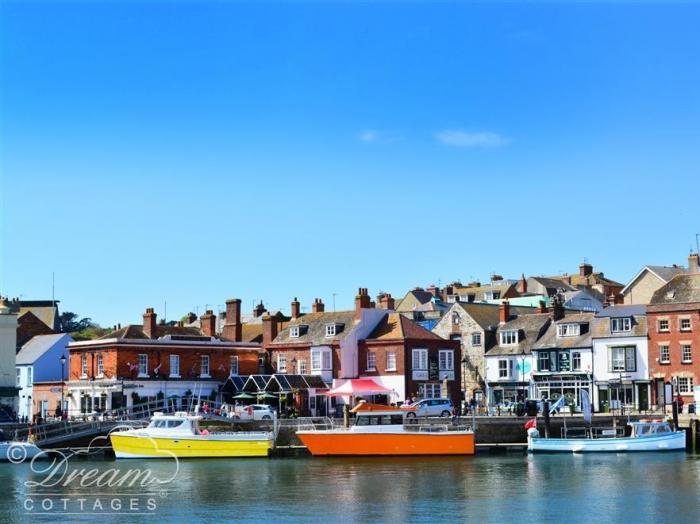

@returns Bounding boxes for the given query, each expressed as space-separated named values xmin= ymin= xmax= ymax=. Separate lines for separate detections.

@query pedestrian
xmin=677 ymin=395 xmax=685 ymax=414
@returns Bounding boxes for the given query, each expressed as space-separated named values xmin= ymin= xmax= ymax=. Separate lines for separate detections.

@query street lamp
xmin=59 ymin=354 xmax=67 ymax=420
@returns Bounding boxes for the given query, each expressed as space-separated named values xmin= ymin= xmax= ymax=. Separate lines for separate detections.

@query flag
xmin=524 ymin=418 xmax=537 ymax=430
xmin=581 ymin=389 xmax=592 ymax=424
xmin=549 ymin=396 xmax=566 ymax=414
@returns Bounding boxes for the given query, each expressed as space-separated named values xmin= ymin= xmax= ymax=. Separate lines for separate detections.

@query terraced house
xmin=647 ymin=269 xmax=700 ymax=407
xmin=66 ymin=304 xmax=260 ymax=416
xmin=590 ymin=305 xmax=650 ymax=412
xmin=433 ymin=301 xmax=539 ymax=405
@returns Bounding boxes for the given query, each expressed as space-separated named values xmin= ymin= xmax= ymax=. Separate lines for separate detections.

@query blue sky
xmin=1 ymin=1 xmax=699 ymax=326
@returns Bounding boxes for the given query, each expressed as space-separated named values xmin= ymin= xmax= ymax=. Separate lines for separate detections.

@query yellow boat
xmin=110 ymin=412 xmax=275 ymax=459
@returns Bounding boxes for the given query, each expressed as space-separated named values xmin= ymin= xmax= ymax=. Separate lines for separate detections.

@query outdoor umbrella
xmin=257 ymin=392 xmax=277 ymax=400
xmin=233 ymin=392 xmax=256 ymax=400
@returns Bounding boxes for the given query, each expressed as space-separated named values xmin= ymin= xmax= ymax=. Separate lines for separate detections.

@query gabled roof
xmin=366 ymin=313 xmax=444 ymax=341
xmin=98 ymin=324 xmax=206 ymax=340
xmin=395 ymin=289 xmax=438 ymax=312
xmin=592 ymin=305 xmax=647 ymax=338
xmin=7 ymin=300 xmax=61 ymax=331
xmin=449 ymin=282 xmax=519 ymax=302
xmin=17 ymin=334 xmax=72 ymax=365
xmin=649 ymin=273 xmax=700 ymax=306
xmin=270 ymin=311 xmax=358 ymax=345
xmin=487 ymin=314 xmax=551 ymax=356
xmin=450 ymin=302 xmax=537 ymax=330
xmin=528 ymin=277 xmax=577 ymax=295
xmin=532 ymin=312 xmax=595 ymax=350
xmin=621 ymin=265 xmax=687 ymax=294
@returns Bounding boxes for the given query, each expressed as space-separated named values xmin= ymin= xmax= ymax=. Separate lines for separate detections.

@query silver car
xmin=407 ymin=398 xmax=454 ymax=417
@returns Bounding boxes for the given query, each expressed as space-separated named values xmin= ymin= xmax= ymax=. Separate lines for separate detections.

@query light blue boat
xmin=527 ymin=421 xmax=686 ymax=453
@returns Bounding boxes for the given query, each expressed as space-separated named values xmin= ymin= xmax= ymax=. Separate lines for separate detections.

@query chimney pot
xmin=355 ymin=287 xmax=371 ymax=318
xmin=200 ymin=310 xmax=216 ymax=338
xmin=499 ymin=301 xmax=510 ymax=324
xmin=689 ymin=253 xmax=700 ymax=273
xmin=291 ymin=298 xmax=301 ymax=320
xmin=223 ymin=298 xmax=242 ymax=342
xmin=312 ymin=298 xmax=325 ymax=313
xmin=143 ymin=308 xmax=157 ymax=339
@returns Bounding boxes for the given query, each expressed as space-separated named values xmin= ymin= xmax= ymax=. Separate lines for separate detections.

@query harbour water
xmin=2 ymin=453 xmax=700 ymax=523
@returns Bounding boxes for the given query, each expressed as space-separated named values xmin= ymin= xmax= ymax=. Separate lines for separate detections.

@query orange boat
xmin=297 ymin=402 xmax=475 ymax=456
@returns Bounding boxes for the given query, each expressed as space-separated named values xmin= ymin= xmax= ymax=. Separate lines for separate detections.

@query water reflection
xmin=1 ymin=453 xmax=699 ymax=523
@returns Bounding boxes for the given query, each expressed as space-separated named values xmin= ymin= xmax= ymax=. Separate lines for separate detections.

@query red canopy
xmin=327 ymin=378 xmax=393 ymax=397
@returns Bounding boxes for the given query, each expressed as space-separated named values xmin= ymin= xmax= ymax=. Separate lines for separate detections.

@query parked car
xmin=406 ymin=398 xmax=454 ymax=418
xmin=233 ymin=404 xmax=275 ymax=421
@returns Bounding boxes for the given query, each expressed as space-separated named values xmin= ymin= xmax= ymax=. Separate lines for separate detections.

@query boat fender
xmin=527 ymin=428 xmax=540 ymax=439
xmin=200 ymin=429 xmax=209 ymax=436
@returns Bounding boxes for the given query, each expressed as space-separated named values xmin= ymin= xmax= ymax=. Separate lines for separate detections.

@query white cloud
xmin=358 ymin=129 xmax=399 ymax=144
xmin=359 ymin=130 xmax=379 ymax=142
xmin=435 ymin=130 xmax=511 ymax=148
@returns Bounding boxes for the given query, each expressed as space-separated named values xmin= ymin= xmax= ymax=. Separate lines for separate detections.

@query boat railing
xmin=295 ymin=417 xmax=335 ymax=432
xmin=403 ymin=422 xmax=472 ymax=433
xmin=561 ymin=426 xmax=626 ymax=439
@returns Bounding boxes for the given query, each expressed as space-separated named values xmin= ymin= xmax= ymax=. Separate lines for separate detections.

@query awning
xmin=327 ymin=378 xmax=392 ymax=397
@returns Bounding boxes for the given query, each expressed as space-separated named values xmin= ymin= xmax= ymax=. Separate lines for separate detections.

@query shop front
xmin=531 ymin=373 xmax=592 ymax=410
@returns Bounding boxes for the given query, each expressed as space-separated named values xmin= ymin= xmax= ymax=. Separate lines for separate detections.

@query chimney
xmin=614 ymin=293 xmax=624 ymax=305
xmin=200 ymin=310 xmax=216 ymax=338
xmin=499 ymin=301 xmax=510 ymax=324
xmin=378 ymin=293 xmax=395 ymax=310
xmin=253 ymin=301 xmax=266 ymax=318
xmin=427 ymin=285 xmax=440 ymax=298
xmin=223 ymin=298 xmax=242 ymax=342
xmin=312 ymin=298 xmax=325 ymax=313
xmin=580 ymin=262 xmax=593 ymax=277
xmin=291 ymin=297 xmax=301 ymax=320
xmin=442 ymin=285 xmax=453 ymax=301
xmin=355 ymin=287 xmax=371 ymax=319
xmin=262 ymin=314 xmax=278 ymax=347
xmin=551 ymin=294 xmax=565 ymax=321
xmin=537 ymin=300 xmax=547 ymax=314
xmin=143 ymin=308 xmax=157 ymax=339
xmin=689 ymin=253 xmax=700 ymax=273
xmin=519 ymin=273 xmax=527 ymax=294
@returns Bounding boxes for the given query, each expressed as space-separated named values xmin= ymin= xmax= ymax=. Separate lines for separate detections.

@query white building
xmin=16 ymin=333 xmax=73 ymax=420
xmin=0 ymin=298 xmax=19 ymax=417
xmin=591 ymin=305 xmax=650 ymax=411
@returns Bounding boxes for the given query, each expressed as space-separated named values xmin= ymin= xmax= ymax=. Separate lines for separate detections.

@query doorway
xmin=637 ymin=383 xmax=649 ymax=412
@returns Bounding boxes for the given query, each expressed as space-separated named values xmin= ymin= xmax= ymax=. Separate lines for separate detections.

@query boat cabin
xmin=350 ymin=402 xmax=414 ymax=427
xmin=146 ymin=412 xmax=202 ymax=435
xmin=630 ymin=421 xmax=673 ymax=438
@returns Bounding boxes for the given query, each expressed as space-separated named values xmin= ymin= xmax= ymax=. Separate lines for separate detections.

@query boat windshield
xmin=149 ymin=419 xmax=188 ymax=429
xmin=355 ymin=415 xmax=404 ymax=426
xmin=634 ymin=423 xmax=671 ymax=436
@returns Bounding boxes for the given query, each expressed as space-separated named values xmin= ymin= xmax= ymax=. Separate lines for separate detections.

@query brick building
xmin=647 ymin=271 xmax=700 ymax=407
xmin=66 ymin=302 xmax=261 ymax=415
xmin=359 ymin=313 xmax=461 ymax=406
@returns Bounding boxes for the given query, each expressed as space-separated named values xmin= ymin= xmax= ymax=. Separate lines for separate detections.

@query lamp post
xmin=461 ymin=356 xmax=468 ymax=415
xmin=60 ymin=354 xmax=67 ymax=420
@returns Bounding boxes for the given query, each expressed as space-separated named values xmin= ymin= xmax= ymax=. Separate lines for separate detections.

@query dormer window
xmin=611 ymin=317 xmax=632 ymax=333
xmin=485 ymin=291 xmax=501 ymax=301
xmin=325 ymin=324 xmax=338 ymax=337
xmin=500 ymin=330 xmax=518 ymax=345
xmin=557 ymin=323 xmax=580 ymax=337
xmin=290 ymin=326 xmax=300 ymax=338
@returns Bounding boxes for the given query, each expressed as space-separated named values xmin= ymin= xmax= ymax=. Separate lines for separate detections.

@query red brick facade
xmin=69 ymin=342 xmax=260 ymax=382
xmin=359 ymin=338 xmax=461 ymax=405
xmin=647 ymin=304 xmax=700 ymax=400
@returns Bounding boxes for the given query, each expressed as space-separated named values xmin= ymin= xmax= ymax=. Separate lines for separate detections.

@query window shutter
xmin=608 ymin=347 xmax=613 ymax=373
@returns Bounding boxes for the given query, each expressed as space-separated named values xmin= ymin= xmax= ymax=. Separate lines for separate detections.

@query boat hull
xmin=110 ymin=433 xmax=273 ymax=459
xmin=528 ymin=432 xmax=686 ymax=453
xmin=297 ymin=430 xmax=475 ymax=456
xmin=0 ymin=441 xmax=43 ymax=462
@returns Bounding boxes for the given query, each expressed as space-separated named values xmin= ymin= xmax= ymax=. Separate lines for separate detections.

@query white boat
xmin=527 ymin=421 xmax=686 ymax=453
xmin=110 ymin=412 xmax=275 ymax=459
xmin=0 ymin=440 xmax=43 ymax=462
